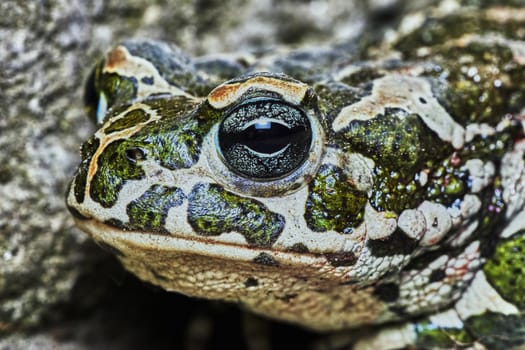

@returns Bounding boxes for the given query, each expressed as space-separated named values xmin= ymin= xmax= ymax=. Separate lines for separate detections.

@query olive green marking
xmin=340 ymin=108 xmax=458 ymax=212
xmin=89 ymin=99 xmax=216 ymax=208
xmin=90 ymin=139 xmax=146 ymax=208
xmin=425 ymin=158 xmax=469 ymax=206
xmin=126 ymin=185 xmax=186 ymax=233
xmin=371 ymin=156 xmax=470 ymax=213
xmin=460 ymin=120 xmax=522 ymax=161
xmin=483 ymin=230 xmax=525 ymax=308
xmin=187 ymin=183 xmax=284 ymax=247
xmin=73 ymin=136 xmax=100 ymax=203
xmin=424 ymin=43 xmax=525 ymax=126
xmin=104 ymin=109 xmax=149 ymax=134
xmin=305 ymin=164 xmax=367 ymax=234
xmin=341 ymin=108 xmax=451 ymax=175
xmin=98 ymin=72 xmax=138 ymax=117
xmin=465 ymin=312 xmax=525 ymax=348
xmin=414 ymin=320 xmax=473 ymax=348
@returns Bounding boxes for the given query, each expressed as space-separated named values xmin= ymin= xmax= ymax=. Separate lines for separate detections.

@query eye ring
xmin=216 ymin=97 xmax=313 ymax=181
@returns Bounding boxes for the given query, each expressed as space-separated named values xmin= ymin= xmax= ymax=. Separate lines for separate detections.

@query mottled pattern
xmin=484 ymin=230 xmax=525 ymax=308
xmin=126 ymin=185 xmax=186 ymax=233
xmin=187 ymin=183 xmax=284 ymax=247
xmin=305 ymin=164 xmax=367 ymax=233
xmin=66 ymin=2 xmax=525 ymax=348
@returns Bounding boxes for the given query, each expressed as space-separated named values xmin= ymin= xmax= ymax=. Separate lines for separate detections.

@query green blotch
xmin=104 ymin=109 xmax=149 ymax=134
xmin=126 ymin=185 xmax=185 ymax=233
xmin=484 ymin=230 xmax=525 ymax=308
xmin=305 ymin=164 xmax=367 ymax=233
xmin=424 ymin=159 xmax=469 ymax=205
xmin=370 ymin=157 xmax=469 ymax=213
xmin=414 ymin=320 xmax=473 ymax=348
xmin=73 ymin=136 xmax=100 ymax=203
xmin=429 ymin=43 xmax=525 ymax=126
xmin=465 ymin=312 xmax=525 ymax=348
xmin=85 ymin=64 xmax=137 ymax=123
xmin=100 ymin=73 xmax=137 ymax=111
xmin=460 ymin=121 xmax=522 ymax=161
xmin=341 ymin=108 xmax=451 ymax=176
xmin=341 ymin=108 xmax=457 ymax=212
xmin=188 ymin=183 xmax=284 ymax=247
xmin=90 ymin=139 xmax=146 ymax=208
xmin=89 ymin=97 xmax=215 ymax=208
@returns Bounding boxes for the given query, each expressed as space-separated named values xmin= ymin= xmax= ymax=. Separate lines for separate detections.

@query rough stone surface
xmin=0 ymin=0 xmax=397 ymax=348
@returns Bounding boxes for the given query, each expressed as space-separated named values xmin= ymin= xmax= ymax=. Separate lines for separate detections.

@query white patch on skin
xmin=364 ymin=203 xmax=397 ymax=240
xmin=322 ymin=148 xmax=375 ymax=192
xmin=429 ymin=255 xmax=449 ymax=270
xmin=331 ymin=75 xmax=466 ymax=149
xmin=343 ymin=153 xmax=375 ymax=192
xmin=465 ymin=159 xmax=495 ymax=193
xmin=165 ymin=200 xmax=195 ymax=236
xmin=397 ymin=208 xmax=426 ymax=240
xmin=418 ymin=201 xmax=452 ymax=246
xmin=500 ymin=139 xmax=525 ymax=219
xmin=417 ymin=170 xmax=428 ymax=186
xmin=446 ymin=194 xmax=480 ymax=244
xmin=501 ymin=208 xmax=525 ymax=239
xmin=455 ymin=271 xmax=519 ymax=319
xmin=347 ymin=247 xmax=409 ymax=282
xmin=465 ymin=123 xmax=496 ymax=143
xmin=450 ymin=220 xmax=479 ymax=247
xmin=459 ymin=194 xmax=482 ymax=219
xmin=429 ymin=308 xmax=464 ymax=329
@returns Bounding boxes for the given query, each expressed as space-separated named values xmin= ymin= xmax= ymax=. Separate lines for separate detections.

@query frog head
xmin=66 ymin=41 xmax=501 ymax=330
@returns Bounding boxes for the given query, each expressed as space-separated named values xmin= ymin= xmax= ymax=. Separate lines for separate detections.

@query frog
xmin=66 ymin=1 xmax=525 ymax=348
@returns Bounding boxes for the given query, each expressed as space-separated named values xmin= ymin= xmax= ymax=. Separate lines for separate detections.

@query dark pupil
xmin=242 ymin=121 xmax=296 ymax=154
xmin=218 ymin=99 xmax=312 ymax=180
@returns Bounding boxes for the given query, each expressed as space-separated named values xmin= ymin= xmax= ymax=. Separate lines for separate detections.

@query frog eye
xmin=217 ymin=98 xmax=312 ymax=180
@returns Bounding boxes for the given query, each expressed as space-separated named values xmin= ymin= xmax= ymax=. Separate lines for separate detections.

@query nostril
xmin=125 ymin=147 xmax=146 ymax=163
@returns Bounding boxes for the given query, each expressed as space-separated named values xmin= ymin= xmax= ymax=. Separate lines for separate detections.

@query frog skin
xmin=67 ymin=2 xmax=525 ymax=348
